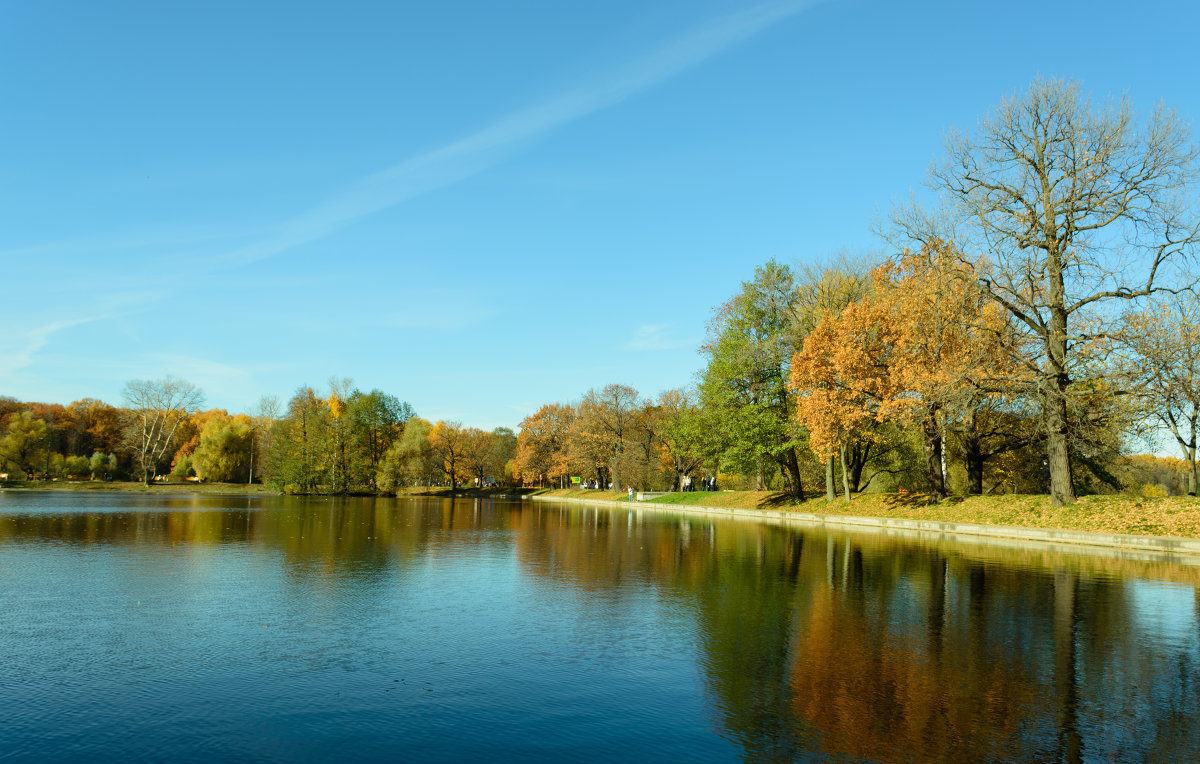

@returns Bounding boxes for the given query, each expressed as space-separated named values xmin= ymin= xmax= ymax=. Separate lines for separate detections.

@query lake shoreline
xmin=9 ymin=480 xmax=1200 ymax=557
xmin=530 ymin=491 xmax=1200 ymax=559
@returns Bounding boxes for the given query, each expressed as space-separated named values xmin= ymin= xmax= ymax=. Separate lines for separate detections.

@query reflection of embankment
xmin=510 ymin=503 xmax=780 ymax=591
xmin=520 ymin=499 xmax=1200 ymax=588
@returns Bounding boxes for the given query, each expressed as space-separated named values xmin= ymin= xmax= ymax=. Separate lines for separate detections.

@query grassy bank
xmin=0 ymin=479 xmax=274 ymax=494
xmin=536 ymin=488 xmax=1200 ymax=539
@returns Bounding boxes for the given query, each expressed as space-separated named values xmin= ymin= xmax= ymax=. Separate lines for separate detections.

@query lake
xmin=2 ymin=492 xmax=1198 ymax=762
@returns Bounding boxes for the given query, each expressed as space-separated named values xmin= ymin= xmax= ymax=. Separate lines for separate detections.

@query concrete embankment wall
xmin=527 ymin=493 xmax=1200 ymax=562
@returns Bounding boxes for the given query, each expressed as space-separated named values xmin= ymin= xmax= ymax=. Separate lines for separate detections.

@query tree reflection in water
xmin=2 ymin=493 xmax=1200 ymax=761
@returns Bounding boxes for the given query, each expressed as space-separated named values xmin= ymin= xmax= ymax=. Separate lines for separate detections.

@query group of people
xmin=679 ymin=475 xmax=717 ymax=492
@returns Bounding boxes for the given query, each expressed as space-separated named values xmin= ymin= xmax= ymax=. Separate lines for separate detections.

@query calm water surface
xmin=2 ymin=492 xmax=1199 ymax=762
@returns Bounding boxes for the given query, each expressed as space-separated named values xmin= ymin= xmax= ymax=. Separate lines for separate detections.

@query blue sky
xmin=3 ymin=0 xmax=1199 ymax=429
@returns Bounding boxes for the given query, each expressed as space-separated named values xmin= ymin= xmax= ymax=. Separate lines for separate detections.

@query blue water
xmin=2 ymin=491 xmax=1199 ymax=762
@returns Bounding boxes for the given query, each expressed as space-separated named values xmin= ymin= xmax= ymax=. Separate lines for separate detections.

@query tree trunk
xmin=922 ymin=406 xmax=946 ymax=502
xmin=839 ymin=442 xmax=851 ymax=503
xmin=1190 ymin=446 xmax=1198 ymax=497
xmin=961 ymin=407 xmax=984 ymax=495
xmin=777 ymin=447 xmax=804 ymax=502
xmin=826 ymin=455 xmax=836 ymax=503
xmin=1044 ymin=383 xmax=1076 ymax=506
xmin=846 ymin=441 xmax=871 ymax=493
xmin=1046 ymin=263 xmax=1077 ymax=506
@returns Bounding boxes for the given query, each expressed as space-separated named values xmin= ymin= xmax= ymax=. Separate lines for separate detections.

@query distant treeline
xmin=0 ymin=380 xmax=517 ymax=494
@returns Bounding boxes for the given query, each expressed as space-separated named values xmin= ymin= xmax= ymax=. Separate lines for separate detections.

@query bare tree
xmin=897 ymin=79 xmax=1200 ymax=505
xmin=585 ymin=384 xmax=642 ymax=490
xmin=122 ymin=377 xmax=204 ymax=485
xmin=1124 ymin=295 xmax=1200 ymax=494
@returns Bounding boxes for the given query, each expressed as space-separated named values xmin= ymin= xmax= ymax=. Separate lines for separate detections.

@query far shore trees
xmin=89 ymin=450 xmax=118 ymax=480
xmin=350 ymin=389 xmax=413 ymax=482
xmin=656 ymin=389 xmax=708 ymax=491
xmin=516 ymin=404 xmax=573 ymax=487
xmin=896 ymin=79 xmax=1200 ymax=505
xmin=582 ymin=384 xmax=642 ymax=491
xmin=274 ymin=387 xmax=327 ymax=493
xmin=121 ymin=377 xmax=204 ymax=485
xmin=429 ymin=420 xmax=467 ymax=489
xmin=377 ymin=417 xmax=435 ymax=491
xmin=263 ymin=381 xmax=417 ymax=494
xmin=250 ymin=395 xmax=281 ymax=485
xmin=460 ymin=427 xmax=494 ymax=487
xmin=488 ymin=427 xmax=517 ymax=484
xmin=1124 ymin=294 xmax=1200 ymax=495
xmin=192 ymin=416 xmax=254 ymax=482
xmin=0 ymin=411 xmax=49 ymax=476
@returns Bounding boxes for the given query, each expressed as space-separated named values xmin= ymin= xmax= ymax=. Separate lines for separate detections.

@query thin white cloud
xmin=625 ymin=323 xmax=696 ymax=351
xmin=140 ymin=354 xmax=253 ymax=386
xmin=0 ymin=315 xmax=112 ymax=374
xmin=206 ymin=0 xmax=821 ymax=268
xmin=137 ymin=354 xmax=255 ymax=408
xmin=0 ymin=223 xmax=249 ymax=264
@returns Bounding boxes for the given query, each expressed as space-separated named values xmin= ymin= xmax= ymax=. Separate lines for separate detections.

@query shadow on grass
xmin=879 ymin=491 xmax=939 ymax=509
xmin=761 ymin=491 xmax=939 ymax=511
xmin=757 ymin=492 xmax=799 ymax=509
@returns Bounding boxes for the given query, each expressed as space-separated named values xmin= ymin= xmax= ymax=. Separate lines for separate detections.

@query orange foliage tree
xmin=515 ymin=403 xmax=574 ymax=487
xmin=794 ymin=243 xmax=1008 ymax=501
xmin=428 ymin=420 xmax=467 ymax=488
xmin=791 ymin=301 xmax=894 ymax=502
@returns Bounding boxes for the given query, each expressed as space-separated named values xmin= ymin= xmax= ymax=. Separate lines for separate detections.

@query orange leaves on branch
xmin=792 ymin=242 xmax=1006 ymax=458
xmin=792 ymin=302 xmax=895 ymax=458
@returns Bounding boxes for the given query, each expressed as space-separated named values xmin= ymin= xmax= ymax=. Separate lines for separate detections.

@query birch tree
xmin=122 ymin=377 xmax=204 ymax=485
